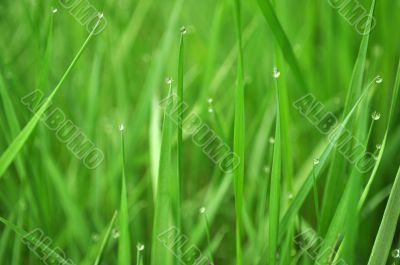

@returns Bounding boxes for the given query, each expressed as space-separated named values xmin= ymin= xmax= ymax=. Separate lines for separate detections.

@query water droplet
xmin=288 ymin=193 xmax=294 ymax=200
xmin=52 ymin=7 xmax=58 ymax=13
xmin=273 ymin=67 xmax=281 ymax=79
xmin=119 ymin=124 xmax=125 ymax=131
xmin=165 ymin=77 xmax=174 ymax=85
xmin=269 ymin=137 xmax=275 ymax=144
xmin=376 ymin=144 xmax=382 ymax=150
xmin=263 ymin=166 xmax=270 ymax=174
xmin=180 ymin=26 xmax=187 ymax=35
xmin=199 ymin=207 xmax=206 ymax=214
xmin=208 ymin=108 xmax=213 ymax=113
xmin=392 ymin=249 xmax=400 ymax=258
xmin=313 ymin=158 xmax=320 ymax=165
xmin=371 ymin=111 xmax=381 ymax=121
xmin=207 ymin=97 xmax=213 ymax=104
xmin=375 ymin=76 xmax=383 ymax=84
xmin=112 ymin=229 xmax=120 ymax=239
xmin=137 ymin=243 xmax=145 ymax=251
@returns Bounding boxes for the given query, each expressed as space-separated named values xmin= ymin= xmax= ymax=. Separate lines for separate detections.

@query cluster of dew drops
xmin=51 ymin=6 xmax=105 ymax=20
xmin=93 ymin=228 xmax=145 ymax=252
xmin=41 ymin=7 xmax=391 ymax=261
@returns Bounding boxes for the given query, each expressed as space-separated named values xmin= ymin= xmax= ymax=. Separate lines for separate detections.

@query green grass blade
xmin=0 ymin=15 xmax=104 ymax=178
xmin=367 ymin=166 xmax=400 ymax=265
xmin=256 ymin=0 xmax=308 ymax=93
xmin=118 ymin=126 xmax=131 ymax=265
xmin=279 ymin=78 xmax=377 ymax=241
xmin=0 ymin=216 xmax=71 ymax=264
xmin=176 ymin=31 xmax=184 ymax=229
xmin=11 ymin=206 xmax=23 ymax=265
xmin=270 ymin=1 xmax=295 ymax=262
xmin=268 ymin=86 xmax=282 ymax=265
xmin=320 ymin=0 xmax=376 ymax=234
xmin=128 ymin=0 xmax=183 ymax=154
xmin=233 ymin=0 xmax=245 ymax=264
xmin=94 ymin=211 xmax=118 ymax=265
xmin=0 ymin=212 xmax=15 ymax=262
xmin=150 ymin=85 xmax=173 ymax=265
xmin=359 ymin=57 xmax=400 ymax=209
xmin=170 ymin=29 xmax=185 ymax=265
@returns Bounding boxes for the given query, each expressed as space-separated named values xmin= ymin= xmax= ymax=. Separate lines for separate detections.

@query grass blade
xmin=320 ymin=0 xmax=376 ymax=234
xmin=150 ymin=84 xmax=173 ymax=265
xmin=268 ymin=85 xmax=282 ymax=265
xmin=94 ymin=211 xmax=118 ymax=265
xmin=128 ymin=0 xmax=183 ymax=156
xmin=359 ymin=57 xmax=400 ymax=209
xmin=367 ymin=166 xmax=400 ymax=265
xmin=118 ymin=126 xmax=131 ymax=265
xmin=0 ymin=15 xmax=104 ymax=178
xmin=256 ymin=0 xmax=308 ymax=93
xmin=278 ymin=78 xmax=378 ymax=241
xmin=233 ymin=0 xmax=245 ymax=264
xmin=0 ymin=216 xmax=71 ymax=265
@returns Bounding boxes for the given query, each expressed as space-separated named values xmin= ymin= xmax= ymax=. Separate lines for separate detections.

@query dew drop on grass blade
xmin=118 ymin=125 xmax=131 ymax=265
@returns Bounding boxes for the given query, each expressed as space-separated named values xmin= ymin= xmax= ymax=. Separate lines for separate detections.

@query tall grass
xmin=0 ymin=0 xmax=399 ymax=264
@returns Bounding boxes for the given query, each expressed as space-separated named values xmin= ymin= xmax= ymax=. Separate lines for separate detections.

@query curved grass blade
xmin=278 ymin=78 xmax=378 ymax=241
xmin=359 ymin=57 xmax=400 ymax=209
xmin=150 ymin=85 xmax=173 ymax=265
xmin=331 ymin=53 xmax=400 ymax=265
xmin=256 ymin=0 xmax=308 ymax=93
xmin=0 ymin=15 xmax=105 ymax=178
xmin=94 ymin=211 xmax=118 ymax=265
xmin=320 ymin=0 xmax=376 ymax=234
xmin=361 ymin=185 xmax=391 ymax=219
xmin=0 ymin=216 xmax=72 ymax=265
xmin=367 ymin=166 xmax=400 ymax=265
xmin=0 ymin=212 xmax=15 ymax=262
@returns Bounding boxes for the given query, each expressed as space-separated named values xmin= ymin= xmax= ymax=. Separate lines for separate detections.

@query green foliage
xmin=0 ymin=0 xmax=399 ymax=264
